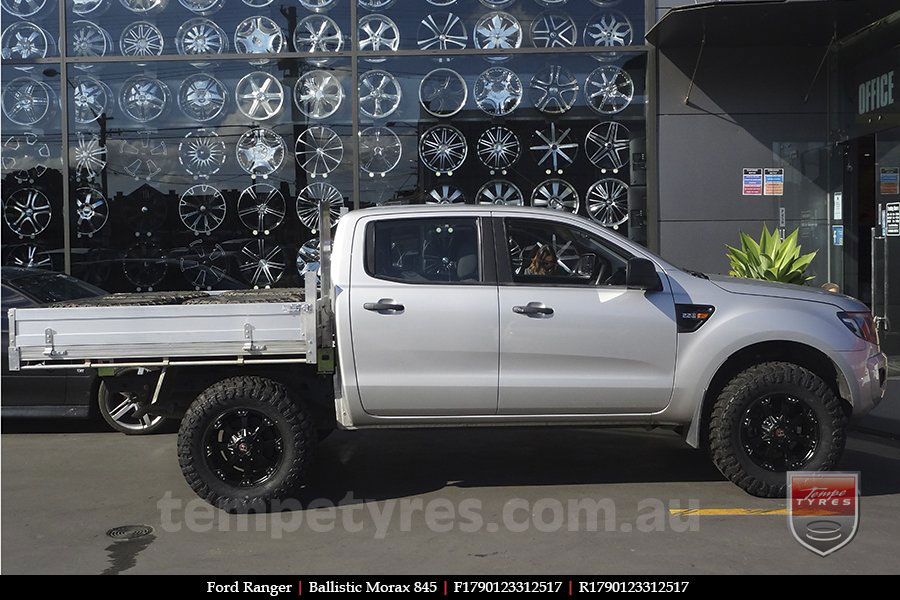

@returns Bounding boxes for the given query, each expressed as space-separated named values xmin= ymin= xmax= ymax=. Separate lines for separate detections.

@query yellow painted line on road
xmin=669 ymin=508 xmax=787 ymax=516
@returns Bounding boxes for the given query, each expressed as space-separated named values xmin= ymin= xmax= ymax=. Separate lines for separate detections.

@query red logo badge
xmin=787 ymin=472 xmax=859 ymax=556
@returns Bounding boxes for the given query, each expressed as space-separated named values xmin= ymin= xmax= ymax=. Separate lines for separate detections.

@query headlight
xmin=838 ymin=311 xmax=879 ymax=346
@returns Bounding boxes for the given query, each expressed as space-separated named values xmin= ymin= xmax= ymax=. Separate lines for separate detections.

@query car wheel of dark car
xmin=98 ymin=368 xmax=168 ymax=435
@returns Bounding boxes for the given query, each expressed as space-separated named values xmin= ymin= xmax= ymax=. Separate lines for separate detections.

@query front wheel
xmin=177 ymin=376 xmax=316 ymax=511
xmin=709 ymin=361 xmax=847 ymax=498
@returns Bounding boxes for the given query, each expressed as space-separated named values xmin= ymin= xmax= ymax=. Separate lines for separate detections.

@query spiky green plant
xmin=725 ymin=225 xmax=817 ymax=284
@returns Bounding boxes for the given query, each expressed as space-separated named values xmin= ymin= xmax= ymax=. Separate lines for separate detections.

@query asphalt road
xmin=2 ymin=422 xmax=899 ymax=574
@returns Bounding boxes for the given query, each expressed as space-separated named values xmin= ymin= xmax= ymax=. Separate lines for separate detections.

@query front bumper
xmin=841 ymin=348 xmax=888 ymax=418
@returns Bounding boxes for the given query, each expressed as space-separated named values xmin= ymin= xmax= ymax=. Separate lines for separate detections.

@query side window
xmin=368 ymin=218 xmax=481 ymax=284
xmin=505 ymin=219 xmax=631 ymax=286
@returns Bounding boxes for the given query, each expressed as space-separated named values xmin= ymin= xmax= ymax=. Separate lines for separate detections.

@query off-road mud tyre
xmin=177 ymin=376 xmax=316 ymax=512
xmin=709 ymin=361 xmax=847 ymax=498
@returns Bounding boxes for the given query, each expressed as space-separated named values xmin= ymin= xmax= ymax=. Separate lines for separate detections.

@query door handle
xmin=512 ymin=302 xmax=554 ymax=316
xmin=364 ymin=299 xmax=405 ymax=312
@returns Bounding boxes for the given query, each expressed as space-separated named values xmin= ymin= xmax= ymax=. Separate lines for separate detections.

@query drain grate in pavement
xmin=106 ymin=525 xmax=154 ymax=540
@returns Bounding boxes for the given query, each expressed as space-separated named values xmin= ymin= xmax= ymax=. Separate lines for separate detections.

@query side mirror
xmin=626 ymin=257 xmax=662 ymax=291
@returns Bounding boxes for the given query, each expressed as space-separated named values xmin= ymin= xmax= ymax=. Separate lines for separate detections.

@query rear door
xmin=349 ymin=215 xmax=499 ymax=415
xmin=496 ymin=216 xmax=677 ymax=414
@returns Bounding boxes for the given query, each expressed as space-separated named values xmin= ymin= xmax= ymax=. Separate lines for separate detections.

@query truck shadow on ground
xmin=291 ymin=428 xmax=900 ymax=505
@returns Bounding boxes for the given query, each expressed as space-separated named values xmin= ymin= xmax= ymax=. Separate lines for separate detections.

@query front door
xmin=350 ymin=215 xmax=499 ymax=416
xmin=496 ymin=216 xmax=677 ymax=414
xmin=873 ymin=127 xmax=900 ymax=373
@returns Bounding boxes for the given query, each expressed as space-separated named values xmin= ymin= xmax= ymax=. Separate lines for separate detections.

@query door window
xmin=505 ymin=219 xmax=631 ymax=287
xmin=367 ymin=218 xmax=481 ymax=284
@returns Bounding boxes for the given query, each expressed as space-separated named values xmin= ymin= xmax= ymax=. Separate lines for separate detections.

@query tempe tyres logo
xmin=787 ymin=472 xmax=859 ymax=556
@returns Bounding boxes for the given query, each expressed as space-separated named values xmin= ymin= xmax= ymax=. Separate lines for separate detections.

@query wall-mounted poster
xmin=880 ymin=167 xmax=899 ymax=195
xmin=886 ymin=202 xmax=900 ymax=236
xmin=832 ymin=225 xmax=844 ymax=246
xmin=764 ymin=168 xmax=785 ymax=196
xmin=743 ymin=168 xmax=763 ymax=195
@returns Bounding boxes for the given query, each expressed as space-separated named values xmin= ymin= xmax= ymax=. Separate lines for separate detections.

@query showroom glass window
xmin=1 ymin=0 xmax=648 ymax=293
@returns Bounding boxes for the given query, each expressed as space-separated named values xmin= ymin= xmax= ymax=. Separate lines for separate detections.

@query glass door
xmin=873 ymin=127 xmax=900 ymax=374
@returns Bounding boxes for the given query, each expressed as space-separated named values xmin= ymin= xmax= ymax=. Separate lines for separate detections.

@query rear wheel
xmin=709 ymin=361 xmax=847 ymax=498
xmin=98 ymin=369 xmax=167 ymax=435
xmin=177 ymin=376 xmax=316 ymax=511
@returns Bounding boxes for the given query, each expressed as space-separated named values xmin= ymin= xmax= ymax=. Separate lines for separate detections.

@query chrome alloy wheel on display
xmin=418 ymin=68 xmax=467 ymax=117
xmin=178 ymin=73 xmax=227 ymax=122
xmin=359 ymin=0 xmax=395 ymax=10
xmin=1 ymin=77 xmax=54 ymax=126
xmin=234 ymin=16 xmax=284 ymax=57
xmin=180 ymin=240 xmax=227 ymax=290
xmin=122 ymin=241 xmax=167 ymax=290
xmin=476 ymin=126 xmax=519 ymax=174
xmin=119 ymin=0 xmax=167 ymax=14
xmin=296 ymin=182 xmax=345 ymax=233
xmin=178 ymin=129 xmax=226 ymax=180
xmin=358 ymin=126 xmax=401 ymax=178
xmin=179 ymin=184 xmax=227 ymax=236
xmin=358 ymin=69 xmax=401 ymax=119
xmin=72 ymin=131 xmax=107 ymax=182
xmin=417 ymin=12 xmax=467 ymax=51
xmin=72 ymin=76 xmax=112 ymax=124
xmin=473 ymin=12 xmax=522 ymax=53
xmin=584 ymin=65 xmax=634 ymax=114
xmin=530 ymin=122 xmax=578 ymax=174
xmin=294 ymin=126 xmax=343 ymax=178
xmin=530 ymin=11 xmax=577 ymax=49
xmin=535 ymin=0 xmax=568 ymax=7
xmin=529 ymin=65 xmax=578 ymax=114
xmin=296 ymin=239 xmax=320 ymax=280
xmin=476 ymin=179 xmax=523 ymax=206
xmin=68 ymin=21 xmax=112 ymax=62
xmin=478 ymin=0 xmax=515 ymax=9
xmin=4 ymin=243 xmax=52 ymax=270
xmin=293 ymin=14 xmax=343 ymax=62
xmin=584 ymin=11 xmax=633 ymax=47
xmin=73 ymin=186 xmax=109 ymax=238
xmin=176 ymin=18 xmax=229 ymax=55
xmin=119 ymin=21 xmax=164 ymax=56
xmin=236 ymin=127 xmax=286 ymax=179
xmin=2 ymin=134 xmax=51 ymax=184
xmin=239 ymin=239 xmax=286 ymax=288
xmin=3 ymin=187 xmax=51 ymax=238
xmin=241 ymin=0 xmax=274 ymax=6
xmin=426 ymin=184 xmax=465 ymax=205
xmin=177 ymin=0 xmax=224 ymax=15
xmin=419 ymin=125 xmax=467 ymax=175
xmin=119 ymin=75 xmax=169 ymax=123
xmin=119 ymin=131 xmax=167 ymax=181
xmin=357 ymin=14 xmax=399 ymax=57
xmin=586 ymin=178 xmax=629 ymax=228
xmin=532 ymin=178 xmax=579 ymax=213
xmin=300 ymin=0 xmax=337 ymax=11
xmin=72 ymin=0 xmax=110 ymax=15
xmin=1 ymin=21 xmax=54 ymax=60
xmin=237 ymin=183 xmax=285 ymax=235
xmin=235 ymin=71 xmax=284 ymax=120
xmin=585 ymin=121 xmax=629 ymax=173
xmin=1 ymin=0 xmax=47 ymax=17
xmin=294 ymin=70 xmax=343 ymax=119
xmin=473 ymin=67 xmax=522 ymax=116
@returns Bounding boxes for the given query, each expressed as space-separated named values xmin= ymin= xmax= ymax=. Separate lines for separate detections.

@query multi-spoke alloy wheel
xmin=238 ymin=183 xmax=285 ymax=234
xmin=358 ymin=69 xmax=401 ymax=118
xmin=1 ymin=77 xmax=53 ymax=126
xmin=426 ymin=184 xmax=465 ymax=204
xmin=72 ymin=131 xmax=107 ymax=181
xmin=236 ymin=127 xmax=285 ymax=179
xmin=73 ymin=186 xmax=109 ymax=238
xmin=176 ymin=18 xmax=228 ymax=55
xmin=295 ymin=126 xmax=343 ymax=178
xmin=530 ymin=123 xmax=578 ymax=173
xmin=4 ymin=188 xmax=51 ymax=238
xmin=293 ymin=15 xmax=343 ymax=62
xmin=119 ymin=0 xmax=165 ymax=14
xmin=530 ymin=10 xmax=577 ymax=48
xmin=296 ymin=238 xmax=320 ymax=278
xmin=180 ymin=240 xmax=227 ymax=290
xmin=358 ymin=126 xmax=401 ymax=177
xmin=294 ymin=70 xmax=343 ymax=119
xmin=300 ymin=0 xmax=337 ymax=11
xmin=72 ymin=76 xmax=111 ymax=123
xmin=473 ymin=12 xmax=522 ymax=52
xmin=419 ymin=68 xmax=467 ymax=117
xmin=120 ymin=21 xmax=164 ymax=56
xmin=235 ymin=72 xmax=284 ymax=120
xmin=477 ymin=126 xmax=519 ymax=173
xmin=202 ymin=407 xmax=284 ymax=486
xmin=740 ymin=394 xmax=820 ymax=473
xmin=122 ymin=241 xmax=167 ymax=290
xmin=5 ymin=243 xmax=52 ymax=269
xmin=584 ymin=65 xmax=634 ymax=114
xmin=585 ymin=121 xmax=629 ymax=173
xmin=239 ymin=240 xmax=285 ymax=288
xmin=234 ymin=16 xmax=284 ymax=57
xmin=474 ymin=67 xmax=522 ymax=116
xmin=296 ymin=182 xmax=345 ymax=233
xmin=476 ymin=179 xmax=523 ymax=205
xmin=120 ymin=131 xmax=168 ymax=180
xmin=357 ymin=14 xmax=399 ymax=56
xmin=1 ymin=0 xmax=47 ymax=17
xmin=532 ymin=178 xmax=579 ymax=213
xmin=418 ymin=12 xmax=467 ymax=51
xmin=73 ymin=0 xmax=110 ymax=15
xmin=179 ymin=184 xmax=227 ymax=235
xmin=529 ymin=65 xmax=578 ymax=113
xmin=178 ymin=73 xmax=227 ymax=122
xmin=119 ymin=75 xmax=169 ymax=122
xmin=1 ymin=21 xmax=53 ymax=60
xmin=178 ymin=0 xmax=224 ymax=15
xmin=178 ymin=129 xmax=226 ymax=180
xmin=69 ymin=21 xmax=111 ymax=61
xmin=586 ymin=178 xmax=628 ymax=228
xmin=584 ymin=11 xmax=633 ymax=47
xmin=419 ymin=125 xmax=467 ymax=174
